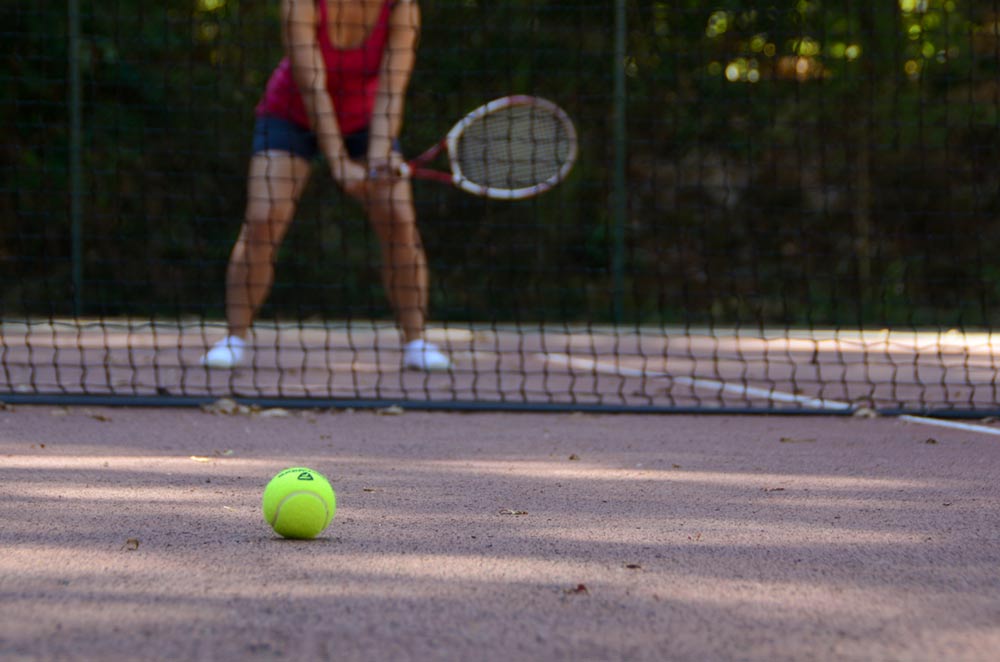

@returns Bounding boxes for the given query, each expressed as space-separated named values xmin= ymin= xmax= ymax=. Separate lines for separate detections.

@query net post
xmin=611 ymin=0 xmax=628 ymax=324
xmin=68 ymin=0 xmax=84 ymax=316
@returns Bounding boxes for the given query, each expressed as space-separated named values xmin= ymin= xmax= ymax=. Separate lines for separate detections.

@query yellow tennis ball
xmin=261 ymin=467 xmax=336 ymax=539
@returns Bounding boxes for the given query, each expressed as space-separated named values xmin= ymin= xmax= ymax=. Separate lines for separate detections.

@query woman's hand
xmin=366 ymin=151 xmax=407 ymax=182
xmin=330 ymin=157 xmax=369 ymax=198
xmin=332 ymin=151 xmax=407 ymax=201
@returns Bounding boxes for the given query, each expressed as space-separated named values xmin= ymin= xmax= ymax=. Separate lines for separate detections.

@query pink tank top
xmin=255 ymin=0 xmax=393 ymax=135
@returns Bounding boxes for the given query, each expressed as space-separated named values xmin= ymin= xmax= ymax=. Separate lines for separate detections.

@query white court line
xmin=670 ymin=375 xmax=853 ymax=411
xmin=540 ymin=353 xmax=1000 ymax=437
xmin=897 ymin=415 xmax=1000 ymax=436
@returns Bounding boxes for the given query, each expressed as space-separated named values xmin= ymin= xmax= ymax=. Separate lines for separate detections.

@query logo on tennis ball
xmin=262 ymin=467 xmax=336 ymax=540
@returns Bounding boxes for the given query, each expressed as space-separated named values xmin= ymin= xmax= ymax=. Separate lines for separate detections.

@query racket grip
xmin=367 ymin=162 xmax=412 ymax=180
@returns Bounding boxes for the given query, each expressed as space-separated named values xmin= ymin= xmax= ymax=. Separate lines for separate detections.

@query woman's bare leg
xmin=362 ymin=177 xmax=428 ymax=343
xmin=226 ymin=151 xmax=312 ymax=338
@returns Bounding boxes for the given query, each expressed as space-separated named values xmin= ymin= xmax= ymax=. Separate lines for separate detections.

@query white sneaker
xmin=200 ymin=335 xmax=246 ymax=369
xmin=403 ymin=338 xmax=451 ymax=372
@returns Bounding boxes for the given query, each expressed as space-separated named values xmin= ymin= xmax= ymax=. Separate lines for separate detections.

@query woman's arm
xmin=368 ymin=0 xmax=420 ymax=165
xmin=283 ymin=0 xmax=363 ymax=188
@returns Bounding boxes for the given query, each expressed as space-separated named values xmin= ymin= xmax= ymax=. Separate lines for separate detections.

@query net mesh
xmin=4 ymin=2 xmax=1000 ymax=414
xmin=454 ymin=104 xmax=573 ymax=190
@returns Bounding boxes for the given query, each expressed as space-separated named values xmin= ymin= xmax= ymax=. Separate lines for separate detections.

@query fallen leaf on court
xmin=688 ymin=532 xmax=702 ymax=541
xmin=189 ymin=455 xmax=213 ymax=463
xmin=564 ymin=584 xmax=589 ymax=595
xmin=200 ymin=398 xmax=262 ymax=416
xmin=762 ymin=487 xmax=786 ymax=492
xmin=222 ymin=506 xmax=234 ymax=511
xmin=121 ymin=538 xmax=140 ymax=551
xmin=624 ymin=563 xmax=642 ymax=570
xmin=376 ymin=405 xmax=405 ymax=416
xmin=925 ymin=438 xmax=938 ymax=444
xmin=853 ymin=407 xmax=879 ymax=418
xmin=568 ymin=454 xmax=580 ymax=461
xmin=499 ymin=508 xmax=528 ymax=516
xmin=779 ymin=437 xmax=816 ymax=444
xmin=258 ymin=408 xmax=290 ymax=418
xmin=217 ymin=449 xmax=235 ymax=456
xmin=672 ymin=464 xmax=682 ymax=468
xmin=201 ymin=398 xmax=242 ymax=415
xmin=89 ymin=413 xmax=111 ymax=422
xmin=362 ymin=487 xmax=379 ymax=492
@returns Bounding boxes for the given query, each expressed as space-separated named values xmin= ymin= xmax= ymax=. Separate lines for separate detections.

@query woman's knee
xmin=370 ymin=212 xmax=419 ymax=247
xmin=243 ymin=202 xmax=295 ymax=244
xmin=367 ymin=196 xmax=417 ymax=238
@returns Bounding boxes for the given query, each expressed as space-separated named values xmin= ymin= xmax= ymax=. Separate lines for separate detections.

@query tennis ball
xmin=262 ymin=467 xmax=336 ymax=539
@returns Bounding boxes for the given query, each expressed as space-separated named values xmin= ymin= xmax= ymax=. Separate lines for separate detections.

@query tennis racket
xmin=399 ymin=95 xmax=578 ymax=200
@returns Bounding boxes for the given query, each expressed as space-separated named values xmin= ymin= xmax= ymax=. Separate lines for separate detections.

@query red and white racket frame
xmin=399 ymin=95 xmax=579 ymax=200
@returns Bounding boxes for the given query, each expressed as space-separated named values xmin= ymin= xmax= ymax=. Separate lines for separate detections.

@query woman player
xmin=201 ymin=0 xmax=450 ymax=371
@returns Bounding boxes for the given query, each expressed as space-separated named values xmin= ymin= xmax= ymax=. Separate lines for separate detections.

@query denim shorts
xmin=252 ymin=115 xmax=399 ymax=161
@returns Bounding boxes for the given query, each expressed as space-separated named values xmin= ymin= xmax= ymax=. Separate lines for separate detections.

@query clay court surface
xmin=2 ymin=405 xmax=1000 ymax=661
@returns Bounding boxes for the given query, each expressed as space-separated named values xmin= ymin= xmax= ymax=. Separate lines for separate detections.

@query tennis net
xmin=3 ymin=2 xmax=999 ymax=414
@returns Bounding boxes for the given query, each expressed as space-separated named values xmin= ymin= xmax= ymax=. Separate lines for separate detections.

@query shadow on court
xmin=1 ymin=406 xmax=999 ymax=661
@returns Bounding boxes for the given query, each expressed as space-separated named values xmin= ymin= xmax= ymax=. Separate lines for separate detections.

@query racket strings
xmin=456 ymin=106 xmax=573 ymax=190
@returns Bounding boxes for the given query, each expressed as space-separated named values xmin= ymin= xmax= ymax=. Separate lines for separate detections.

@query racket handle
xmin=367 ymin=162 xmax=412 ymax=179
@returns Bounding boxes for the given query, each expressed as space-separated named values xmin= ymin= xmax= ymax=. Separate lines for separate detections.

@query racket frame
xmin=401 ymin=95 xmax=578 ymax=200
